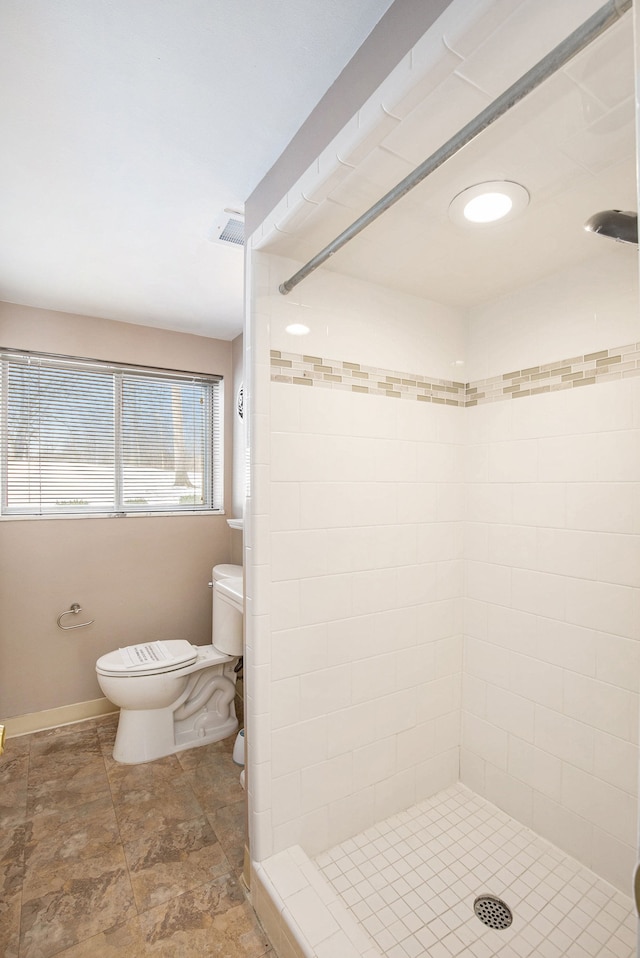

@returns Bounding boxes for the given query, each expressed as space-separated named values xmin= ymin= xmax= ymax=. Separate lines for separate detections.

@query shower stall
xmin=244 ymin=1 xmax=640 ymax=955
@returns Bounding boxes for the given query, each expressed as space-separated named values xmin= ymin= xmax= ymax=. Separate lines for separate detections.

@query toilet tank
xmin=212 ymin=575 xmax=243 ymax=656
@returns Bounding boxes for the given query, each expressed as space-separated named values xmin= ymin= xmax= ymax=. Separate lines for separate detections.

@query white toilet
xmin=96 ymin=563 xmax=243 ymax=764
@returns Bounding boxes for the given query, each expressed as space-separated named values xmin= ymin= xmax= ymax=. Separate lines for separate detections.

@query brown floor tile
xmin=112 ymin=774 xmax=203 ymax=844
xmin=27 ymin=752 xmax=108 ymax=790
xmin=176 ymin=737 xmax=234 ymax=771
xmin=96 ymin=716 xmax=119 ymax=751
xmin=139 ymin=875 xmax=271 ymax=957
xmin=94 ymin=713 xmax=119 ymax=729
xmin=22 ymin=838 xmax=132 ymax=899
xmin=20 ymin=847 xmax=136 ymax=958
xmin=124 ymin=815 xmax=232 ymax=911
xmin=53 ymin=917 xmax=147 ymax=958
xmin=0 ymin=892 xmax=21 ymax=958
xmin=28 ymin=794 xmax=117 ymax=840
xmin=1 ymin=735 xmax=31 ymax=762
xmin=1 ymin=749 xmax=30 ymax=828
xmin=23 ymin=805 xmax=120 ymax=872
xmin=29 ymin=724 xmax=102 ymax=758
xmin=105 ymin=754 xmax=183 ymax=799
xmin=7 ymin=709 xmax=261 ymax=958
xmin=208 ymin=801 xmax=246 ymax=876
xmin=185 ymin=757 xmax=245 ymax=814
xmin=26 ymin=761 xmax=111 ymax=819
xmin=1 ymin=820 xmax=29 ymax=897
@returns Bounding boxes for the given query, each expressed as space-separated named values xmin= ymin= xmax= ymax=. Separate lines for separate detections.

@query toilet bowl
xmin=96 ymin=564 xmax=243 ymax=764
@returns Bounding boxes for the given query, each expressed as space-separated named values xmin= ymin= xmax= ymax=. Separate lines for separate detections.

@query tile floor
xmin=316 ymin=784 xmax=637 ymax=958
xmin=1 ymin=711 xmax=273 ymax=958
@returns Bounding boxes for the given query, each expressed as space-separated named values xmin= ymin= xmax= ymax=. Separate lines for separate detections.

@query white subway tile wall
xmin=264 ymin=367 xmax=465 ymax=856
xmin=248 ymin=258 xmax=639 ymax=891
xmin=247 ymin=226 xmax=639 ymax=958
xmin=463 ymin=376 xmax=640 ymax=892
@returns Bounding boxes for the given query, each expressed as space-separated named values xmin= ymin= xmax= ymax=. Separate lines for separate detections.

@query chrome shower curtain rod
xmin=279 ymin=0 xmax=632 ymax=296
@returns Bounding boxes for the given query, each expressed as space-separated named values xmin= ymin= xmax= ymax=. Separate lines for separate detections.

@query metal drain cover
xmin=473 ymin=895 xmax=513 ymax=930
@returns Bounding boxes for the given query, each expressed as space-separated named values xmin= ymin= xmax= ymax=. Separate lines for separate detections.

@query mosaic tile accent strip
xmin=468 ymin=342 xmax=640 ymax=407
xmin=316 ymin=783 xmax=636 ymax=958
xmin=270 ymin=351 xmax=466 ymax=406
xmin=271 ymin=343 xmax=640 ymax=407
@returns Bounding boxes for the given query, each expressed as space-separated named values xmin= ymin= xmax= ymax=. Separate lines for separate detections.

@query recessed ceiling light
xmin=464 ymin=192 xmax=512 ymax=223
xmin=285 ymin=323 xmax=310 ymax=335
xmin=449 ymin=181 xmax=529 ymax=227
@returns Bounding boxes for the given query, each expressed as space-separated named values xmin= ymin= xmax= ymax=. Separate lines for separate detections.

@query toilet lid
xmin=215 ymin=576 xmax=243 ymax=611
xmin=96 ymin=639 xmax=197 ymax=676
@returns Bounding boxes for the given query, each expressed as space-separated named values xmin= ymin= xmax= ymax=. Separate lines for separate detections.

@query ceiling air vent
xmin=211 ymin=209 xmax=244 ymax=248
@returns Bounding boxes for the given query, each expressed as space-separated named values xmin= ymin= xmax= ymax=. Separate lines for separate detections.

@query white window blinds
xmin=0 ymin=350 xmax=223 ymax=516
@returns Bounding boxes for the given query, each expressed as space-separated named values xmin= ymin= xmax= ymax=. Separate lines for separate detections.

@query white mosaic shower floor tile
xmin=316 ymin=784 xmax=636 ymax=958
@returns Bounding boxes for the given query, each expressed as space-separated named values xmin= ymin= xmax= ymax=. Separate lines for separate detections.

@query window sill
xmin=0 ymin=511 xmax=226 ymax=522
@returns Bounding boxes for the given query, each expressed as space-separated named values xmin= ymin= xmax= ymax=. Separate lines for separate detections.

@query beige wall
xmin=231 ymin=332 xmax=244 ymax=566
xmin=0 ymin=301 xmax=234 ymax=719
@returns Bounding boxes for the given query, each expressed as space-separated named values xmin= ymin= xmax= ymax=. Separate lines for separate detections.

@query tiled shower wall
xmin=266 ymin=381 xmax=464 ymax=855
xmin=460 ymin=253 xmax=640 ymax=892
xmin=461 ymin=376 xmax=640 ymax=892
xmin=246 ymin=252 xmax=639 ymax=893
xmin=246 ymin=258 xmax=467 ymax=862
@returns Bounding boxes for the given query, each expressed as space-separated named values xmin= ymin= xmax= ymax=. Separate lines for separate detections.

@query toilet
xmin=96 ymin=564 xmax=243 ymax=764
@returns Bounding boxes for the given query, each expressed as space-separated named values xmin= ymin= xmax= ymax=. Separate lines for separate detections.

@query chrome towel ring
xmin=57 ymin=603 xmax=95 ymax=630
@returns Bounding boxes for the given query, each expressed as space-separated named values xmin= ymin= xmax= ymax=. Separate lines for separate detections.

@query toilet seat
xmin=96 ymin=639 xmax=198 ymax=677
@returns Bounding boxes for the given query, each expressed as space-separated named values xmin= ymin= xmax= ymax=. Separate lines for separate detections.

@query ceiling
xmin=0 ymin=0 xmax=394 ymax=339
xmin=267 ymin=7 xmax=637 ymax=310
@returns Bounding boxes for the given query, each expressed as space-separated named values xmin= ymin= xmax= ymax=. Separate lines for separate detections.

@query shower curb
xmin=252 ymin=846 xmax=382 ymax=958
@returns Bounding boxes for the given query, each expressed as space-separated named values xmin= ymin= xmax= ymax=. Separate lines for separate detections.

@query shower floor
xmin=315 ymin=784 xmax=636 ymax=958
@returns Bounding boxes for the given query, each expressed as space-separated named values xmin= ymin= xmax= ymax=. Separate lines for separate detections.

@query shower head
xmin=584 ymin=209 xmax=638 ymax=245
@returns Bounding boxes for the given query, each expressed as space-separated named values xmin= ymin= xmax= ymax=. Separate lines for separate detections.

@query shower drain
xmin=473 ymin=895 xmax=513 ymax=930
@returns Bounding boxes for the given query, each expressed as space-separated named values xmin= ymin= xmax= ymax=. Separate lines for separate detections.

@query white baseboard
xmin=5 ymin=697 xmax=117 ymax=738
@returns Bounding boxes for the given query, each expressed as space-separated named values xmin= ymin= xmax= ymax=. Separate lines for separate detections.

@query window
xmin=0 ymin=349 xmax=223 ymax=517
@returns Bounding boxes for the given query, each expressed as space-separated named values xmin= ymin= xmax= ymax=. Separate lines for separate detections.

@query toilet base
xmin=112 ymin=706 xmax=238 ymax=764
xmin=175 ymin=713 xmax=238 ymax=751
xmin=104 ymin=657 xmax=240 ymax=764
